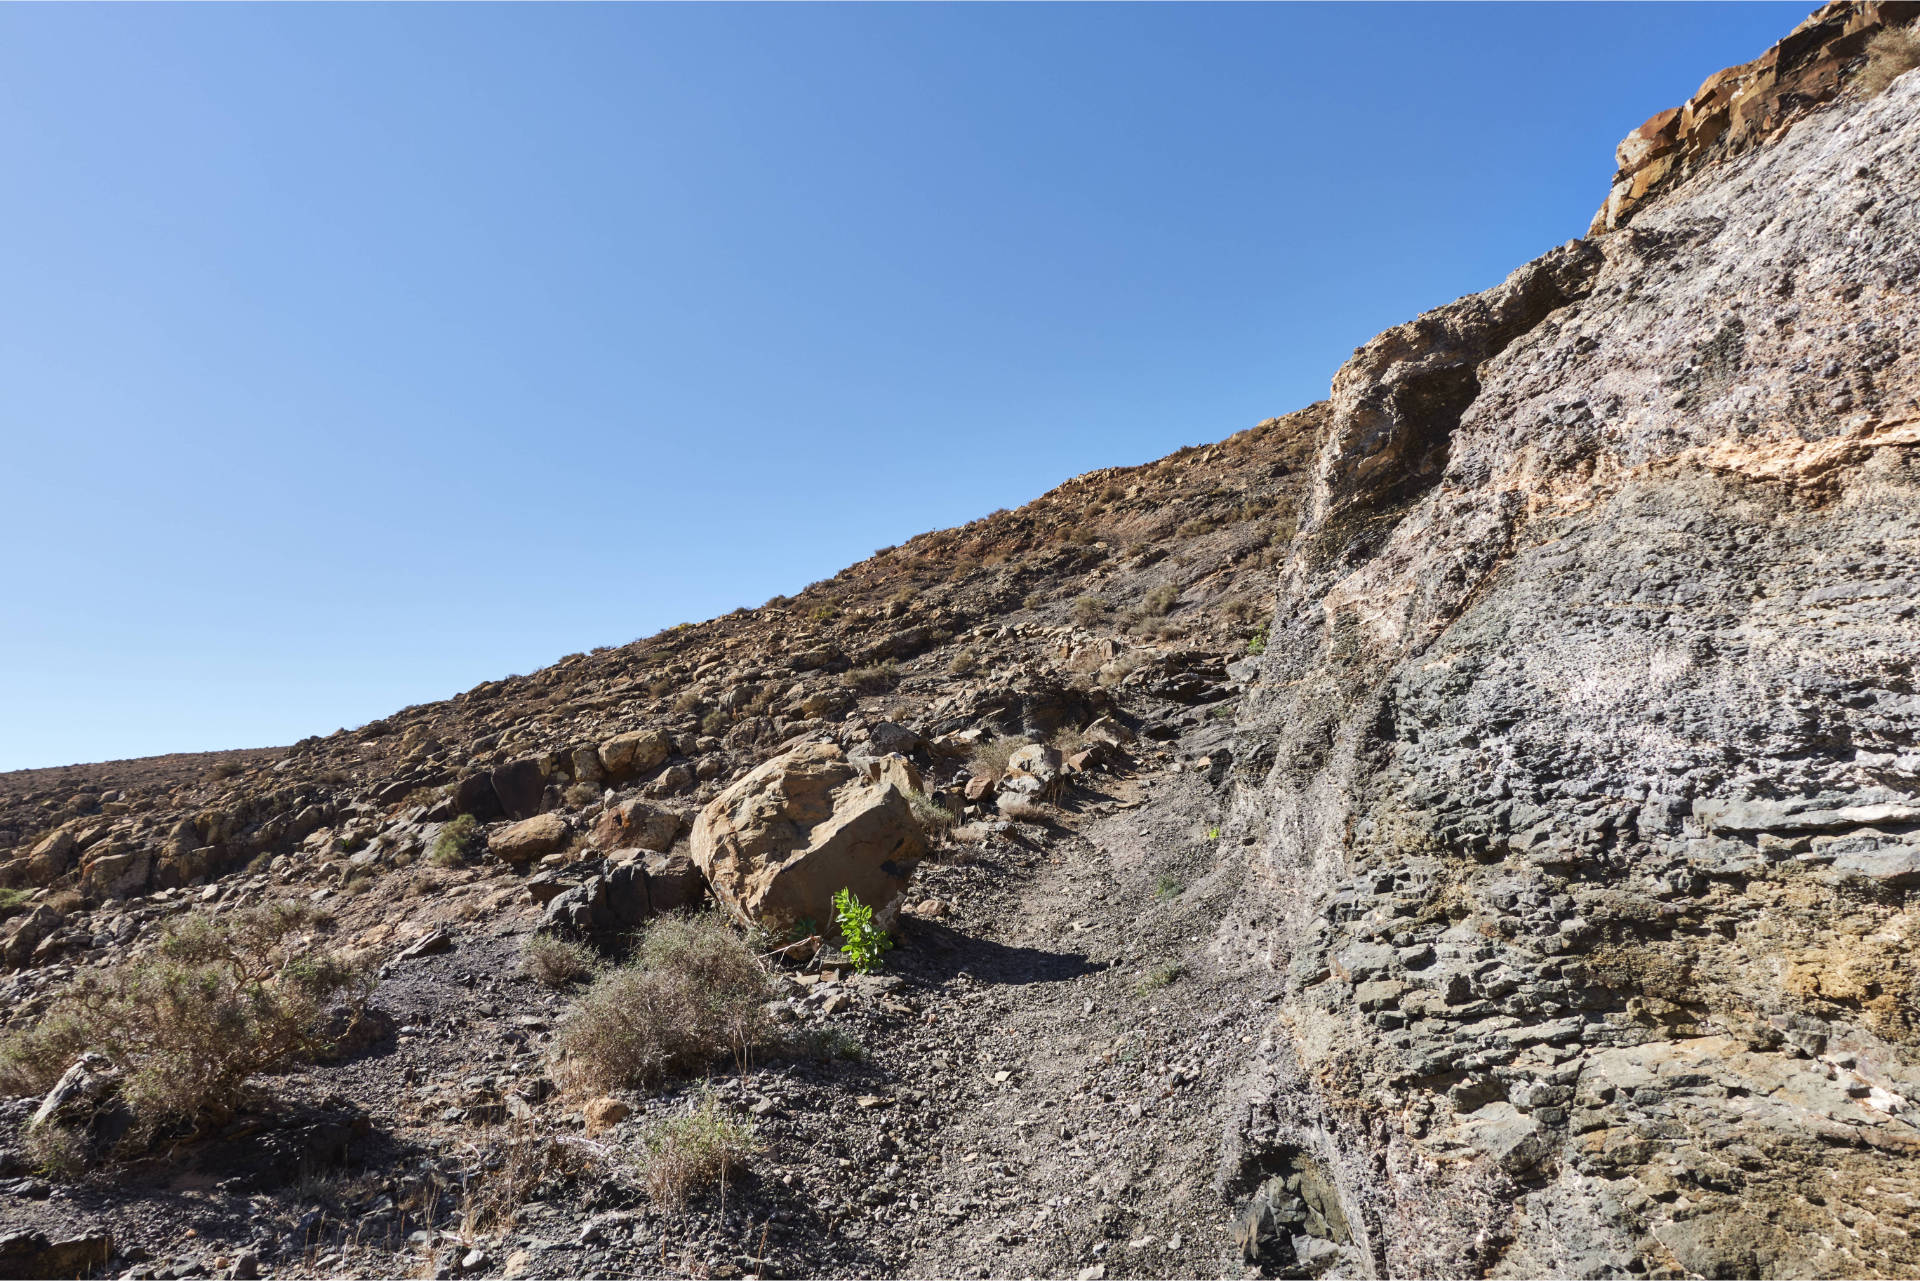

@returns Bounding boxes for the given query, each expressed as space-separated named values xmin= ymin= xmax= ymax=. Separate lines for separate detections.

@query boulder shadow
xmin=896 ymin=920 xmax=1103 ymax=987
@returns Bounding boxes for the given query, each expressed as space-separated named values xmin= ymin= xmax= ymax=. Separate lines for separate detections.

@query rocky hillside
xmin=3 ymin=4 xmax=1920 ymax=1279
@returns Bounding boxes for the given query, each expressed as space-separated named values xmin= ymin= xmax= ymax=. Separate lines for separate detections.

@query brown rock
xmin=641 ymin=851 xmax=706 ymax=912
xmin=593 ymin=799 xmax=682 ymax=852
xmin=598 ymin=729 xmax=672 ymax=779
xmin=489 ymin=813 xmax=570 ymax=863
xmin=2 ymin=906 xmax=61 ymax=970
xmin=24 ymin=829 xmax=75 ymax=884
xmin=690 ymin=740 xmax=927 ymax=933
xmin=80 ymin=848 xmax=150 ymax=898
xmin=490 ymin=758 xmax=551 ymax=821
xmin=647 ymin=764 xmax=696 ymax=796
xmin=583 ymin=1096 xmax=631 ymax=1134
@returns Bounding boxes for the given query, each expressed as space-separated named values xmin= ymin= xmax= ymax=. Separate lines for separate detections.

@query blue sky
xmin=0 ymin=3 xmax=1801 ymax=771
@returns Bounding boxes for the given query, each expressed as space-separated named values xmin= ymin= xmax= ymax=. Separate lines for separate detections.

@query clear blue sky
xmin=0 ymin=3 xmax=1801 ymax=771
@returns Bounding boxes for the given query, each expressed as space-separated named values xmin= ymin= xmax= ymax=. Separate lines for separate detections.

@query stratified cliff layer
xmin=1227 ymin=11 xmax=1920 ymax=1277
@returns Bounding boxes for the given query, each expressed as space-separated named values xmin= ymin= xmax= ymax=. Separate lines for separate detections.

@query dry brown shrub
xmin=841 ymin=662 xmax=900 ymax=694
xmin=1070 ymin=595 xmax=1110 ymax=627
xmin=457 ymin=1128 xmax=601 ymax=1232
xmin=0 ymin=902 xmax=369 ymax=1144
xmin=1859 ymin=22 xmax=1920 ymax=96
xmin=553 ymin=915 xmax=770 ymax=1093
xmin=522 ymin=934 xmax=598 ymax=988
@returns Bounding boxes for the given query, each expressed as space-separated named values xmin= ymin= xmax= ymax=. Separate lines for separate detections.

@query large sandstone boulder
xmin=598 ymin=730 xmax=672 ymax=779
xmin=24 ymin=830 xmax=76 ymax=885
xmin=80 ymin=848 xmax=150 ymax=899
xmin=592 ymin=799 xmax=682 ymax=852
xmin=691 ymin=741 xmax=927 ymax=932
xmin=489 ymin=813 xmax=569 ymax=864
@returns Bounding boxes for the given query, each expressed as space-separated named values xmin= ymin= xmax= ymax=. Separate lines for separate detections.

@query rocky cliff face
xmin=1226 ymin=11 xmax=1920 ymax=1276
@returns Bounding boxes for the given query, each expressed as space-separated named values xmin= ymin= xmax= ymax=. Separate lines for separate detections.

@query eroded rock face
xmin=1225 ymin=62 xmax=1920 ymax=1279
xmin=691 ymin=741 xmax=927 ymax=933
xmin=1593 ymin=0 xmax=1920 ymax=233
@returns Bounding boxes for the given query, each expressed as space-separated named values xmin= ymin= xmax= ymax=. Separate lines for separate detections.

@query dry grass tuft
xmin=967 ymin=737 xmax=1029 ymax=778
xmin=1859 ymin=22 xmax=1920 ymax=97
xmin=522 ymin=934 xmax=598 ymax=988
xmin=640 ymin=1092 xmax=761 ymax=1210
xmin=553 ymin=914 xmax=771 ymax=1093
xmin=906 ymin=788 xmax=957 ymax=838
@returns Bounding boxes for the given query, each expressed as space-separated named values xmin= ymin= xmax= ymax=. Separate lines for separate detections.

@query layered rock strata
xmin=1226 ymin=38 xmax=1920 ymax=1281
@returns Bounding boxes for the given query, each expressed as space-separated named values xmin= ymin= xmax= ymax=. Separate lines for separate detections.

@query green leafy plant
xmin=832 ymin=887 xmax=893 ymax=974
xmin=1246 ymin=624 xmax=1268 ymax=656
xmin=431 ymin=813 xmax=484 ymax=867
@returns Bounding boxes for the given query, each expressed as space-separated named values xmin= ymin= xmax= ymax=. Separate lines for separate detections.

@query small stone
xmin=583 ymin=1097 xmax=631 ymax=1134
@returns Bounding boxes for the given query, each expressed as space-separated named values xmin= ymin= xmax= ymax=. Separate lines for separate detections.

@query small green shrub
xmin=24 ymin=1123 xmax=88 ymax=1180
xmin=700 ymin=708 xmax=732 ymax=737
xmin=809 ymin=604 xmax=840 ymax=624
xmin=640 ymin=1092 xmax=762 ymax=1210
xmin=1246 ymin=624 xmax=1269 ymax=656
xmin=1139 ymin=961 xmax=1183 ymax=992
xmin=791 ymin=1023 xmax=866 ymax=1062
xmin=1154 ymin=873 xmax=1183 ymax=900
xmin=431 ymin=814 xmax=483 ymax=867
xmin=948 ymin=648 xmax=980 ymax=676
xmin=832 ymin=888 xmax=892 ymax=975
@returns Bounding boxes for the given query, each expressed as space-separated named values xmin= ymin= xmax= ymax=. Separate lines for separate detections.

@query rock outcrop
xmin=1593 ymin=0 xmax=1920 ymax=233
xmin=1226 ymin=34 xmax=1920 ymax=1279
xmin=691 ymin=742 xmax=928 ymax=933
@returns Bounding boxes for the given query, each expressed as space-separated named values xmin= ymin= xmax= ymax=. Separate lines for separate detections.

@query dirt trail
xmin=875 ymin=756 xmax=1266 ymax=1280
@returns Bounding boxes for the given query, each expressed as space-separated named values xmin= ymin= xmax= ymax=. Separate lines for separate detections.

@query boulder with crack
xmin=691 ymin=741 xmax=927 ymax=933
